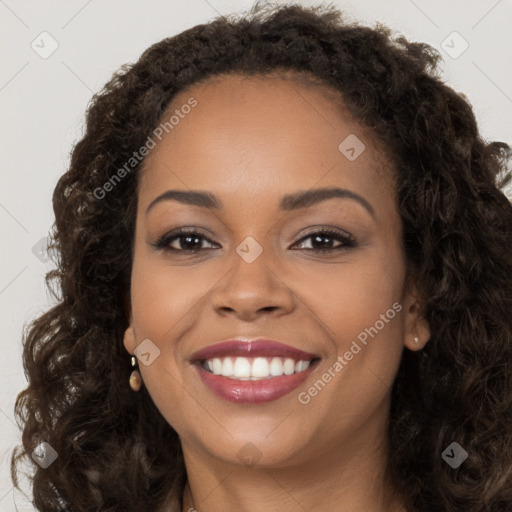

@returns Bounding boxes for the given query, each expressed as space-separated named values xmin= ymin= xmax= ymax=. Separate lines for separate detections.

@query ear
xmin=123 ymin=324 xmax=137 ymax=356
xmin=402 ymin=278 xmax=430 ymax=351
xmin=123 ymin=297 xmax=137 ymax=356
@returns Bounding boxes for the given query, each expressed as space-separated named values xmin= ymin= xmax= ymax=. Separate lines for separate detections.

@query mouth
xmin=190 ymin=339 xmax=321 ymax=403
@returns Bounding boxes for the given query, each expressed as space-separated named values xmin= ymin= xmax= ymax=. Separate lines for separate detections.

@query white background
xmin=1 ymin=0 xmax=511 ymax=509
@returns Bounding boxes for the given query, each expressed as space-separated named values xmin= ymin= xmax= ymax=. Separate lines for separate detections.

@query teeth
xmin=212 ymin=358 xmax=223 ymax=375
xmin=233 ymin=357 xmax=251 ymax=378
xmin=283 ymin=358 xmax=295 ymax=375
xmin=269 ymin=357 xmax=283 ymax=376
xmin=221 ymin=357 xmax=234 ymax=377
xmin=252 ymin=357 xmax=269 ymax=377
xmin=202 ymin=356 xmax=312 ymax=379
xmin=295 ymin=360 xmax=310 ymax=372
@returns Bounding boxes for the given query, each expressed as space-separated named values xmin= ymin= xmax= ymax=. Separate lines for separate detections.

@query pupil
xmin=182 ymin=236 xmax=200 ymax=249
xmin=313 ymin=234 xmax=332 ymax=249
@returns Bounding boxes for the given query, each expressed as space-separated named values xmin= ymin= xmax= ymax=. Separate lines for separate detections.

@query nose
xmin=211 ymin=248 xmax=296 ymax=322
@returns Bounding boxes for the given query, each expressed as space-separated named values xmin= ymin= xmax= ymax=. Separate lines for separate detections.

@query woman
xmin=11 ymin=3 xmax=512 ymax=511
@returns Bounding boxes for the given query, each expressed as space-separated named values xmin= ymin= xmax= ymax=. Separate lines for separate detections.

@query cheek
xmin=300 ymin=253 xmax=404 ymax=339
xmin=130 ymin=255 xmax=219 ymax=352
xmin=286 ymin=267 xmax=405 ymax=441
xmin=295 ymin=248 xmax=406 ymax=403
xmin=128 ymin=256 xmax=217 ymax=429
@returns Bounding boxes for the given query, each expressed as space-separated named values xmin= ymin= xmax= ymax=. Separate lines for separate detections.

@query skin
xmin=123 ymin=72 xmax=430 ymax=512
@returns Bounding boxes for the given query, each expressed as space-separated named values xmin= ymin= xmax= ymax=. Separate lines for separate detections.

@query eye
xmin=291 ymin=228 xmax=356 ymax=253
xmin=152 ymin=228 xmax=218 ymax=253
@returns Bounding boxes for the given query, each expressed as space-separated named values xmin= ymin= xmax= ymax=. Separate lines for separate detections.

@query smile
xmin=190 ymin=338 xmax=321 ymax=403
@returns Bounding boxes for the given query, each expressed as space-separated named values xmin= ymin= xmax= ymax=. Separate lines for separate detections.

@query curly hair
xmin=11 ymin=2 xmax=512 ymax=511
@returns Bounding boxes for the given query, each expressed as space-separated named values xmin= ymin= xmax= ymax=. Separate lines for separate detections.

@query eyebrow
xmin=145 ymin=187 xmax=375 ymax=218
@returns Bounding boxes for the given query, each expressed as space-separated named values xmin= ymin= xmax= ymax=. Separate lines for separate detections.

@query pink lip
xmin=194 ymin=364 xmax=318 ymax=404
xmin=190 ymin=339 xmax=319 ymax=362
xmin=190 ymin=339 xmax=320 ymax=404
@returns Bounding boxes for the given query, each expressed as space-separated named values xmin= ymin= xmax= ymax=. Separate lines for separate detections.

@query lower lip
xmin=194 ymin=362 xmax=318 ymax=404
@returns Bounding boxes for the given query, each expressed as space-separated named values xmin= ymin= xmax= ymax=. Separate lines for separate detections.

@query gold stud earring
xmin=129 ymin=356 xmax=142 ymax=391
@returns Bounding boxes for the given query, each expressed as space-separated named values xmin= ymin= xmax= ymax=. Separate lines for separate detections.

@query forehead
xmin=138 ymin=72 xmax=394 ymax=209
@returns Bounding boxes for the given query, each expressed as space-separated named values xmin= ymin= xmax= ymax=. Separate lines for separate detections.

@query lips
xmin=190 ymin=338 xmax=321 ymax=404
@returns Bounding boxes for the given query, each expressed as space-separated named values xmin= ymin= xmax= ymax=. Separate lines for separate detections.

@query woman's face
xmin=124 ymin=73 xmax=428 ymax=468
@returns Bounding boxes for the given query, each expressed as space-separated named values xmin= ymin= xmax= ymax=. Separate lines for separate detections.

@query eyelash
xmin=152 ymin=227 xmax=357 ymax=254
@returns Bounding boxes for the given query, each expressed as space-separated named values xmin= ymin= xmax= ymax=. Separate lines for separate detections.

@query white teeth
xmin=269 ymin=357 xmax=284 ymax=376
xmin=212 ymin=358 xmax=223 ymax=375
xmin=221 ymin=357 xmax=234 ymax=377
xmin=251 ymin=357 xmax=269 ymax=377
xmin=295 ymin=360 xmax=311 ymax=372
xmin=202 ymin=356 xmax=314 ymax=379
xmin=283 ymin=358 xmax=295 ymax=375
xmin=233 ymin=357 xmax=251 ymax=378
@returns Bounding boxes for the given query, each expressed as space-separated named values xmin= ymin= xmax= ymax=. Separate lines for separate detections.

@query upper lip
xmin=190 ymin=338 xmax=320 ymax=363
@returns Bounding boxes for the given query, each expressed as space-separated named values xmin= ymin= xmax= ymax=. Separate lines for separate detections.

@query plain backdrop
xmin=1 ymin=0 xmax=511 ymax=509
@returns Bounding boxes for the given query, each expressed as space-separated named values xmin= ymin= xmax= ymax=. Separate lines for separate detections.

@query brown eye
xmin=292 ymin=229 xmax=356 ymax=252
xmin=153 ymin=229 xmax=218 ymax=252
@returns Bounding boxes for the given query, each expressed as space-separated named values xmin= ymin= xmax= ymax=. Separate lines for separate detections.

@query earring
xmin=129 ymin=356 xmax=142 ymax=391
xmin=413 ymin=336 xmax=419 ymax=345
